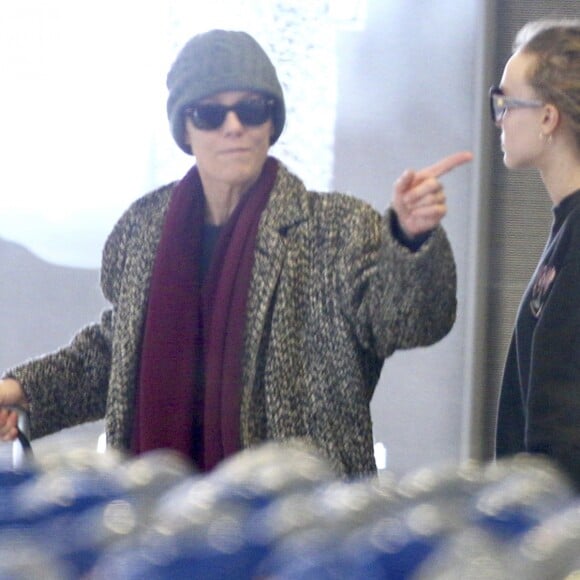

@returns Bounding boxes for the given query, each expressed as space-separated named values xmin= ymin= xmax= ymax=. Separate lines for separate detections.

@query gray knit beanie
xmin=167 ymin=29 xmax=286 ymax=154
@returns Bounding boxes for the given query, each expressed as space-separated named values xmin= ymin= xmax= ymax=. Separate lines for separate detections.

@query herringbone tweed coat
xmin=9 ymin=162 xmax=456 ymax=476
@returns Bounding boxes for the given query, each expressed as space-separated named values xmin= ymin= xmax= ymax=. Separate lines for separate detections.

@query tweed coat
xmin=9 ymin=162 xmax=457 ymax=477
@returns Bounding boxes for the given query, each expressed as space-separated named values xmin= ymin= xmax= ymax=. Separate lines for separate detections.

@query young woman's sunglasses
xmin=489 ymin=86 xmax=544 ymax=123
xmin=185 ymin=98 xmax=275 ymax=130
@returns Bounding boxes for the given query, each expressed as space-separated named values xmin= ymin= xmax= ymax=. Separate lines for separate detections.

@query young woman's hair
xmin=514 ymin=18 xmax=580 ymax=149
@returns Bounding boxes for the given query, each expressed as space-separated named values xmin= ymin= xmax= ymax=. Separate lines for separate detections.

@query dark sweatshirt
xmin=496 ymin=189 xmax=580 ymax=491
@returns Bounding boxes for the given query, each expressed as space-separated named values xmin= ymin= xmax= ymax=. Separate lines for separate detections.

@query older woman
xmin=492 ymin=19 xmax=580 ymax=489
xmin=0 ymin=30 xmax=471 ymax=476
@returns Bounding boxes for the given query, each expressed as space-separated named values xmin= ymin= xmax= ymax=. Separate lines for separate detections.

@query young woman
xmin=493 ymin=19 xmax=580 ymax=489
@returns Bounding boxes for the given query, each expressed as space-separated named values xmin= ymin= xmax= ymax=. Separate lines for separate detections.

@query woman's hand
xmin=392 ymin=151 xmax=473 ymax=239
xmin=0 ymin=378 xmax=28 ymax=441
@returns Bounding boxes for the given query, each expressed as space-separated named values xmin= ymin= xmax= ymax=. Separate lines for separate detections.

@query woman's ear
xmin=541 ymin=103 xmax=560 ymax=136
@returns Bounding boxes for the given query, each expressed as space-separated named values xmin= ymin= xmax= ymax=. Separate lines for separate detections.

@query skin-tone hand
xmin=392 ymin=151 xmax=474 ymax=238
xmin=0 ymin=378 xmax=28 ymax=442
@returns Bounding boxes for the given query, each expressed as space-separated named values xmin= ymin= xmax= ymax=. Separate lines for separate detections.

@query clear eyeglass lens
xmin=492 ymin=94 xmax=506 ymax=122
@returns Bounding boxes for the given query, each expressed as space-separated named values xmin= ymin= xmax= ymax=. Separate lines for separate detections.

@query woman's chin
xmin=502 ymin=152 xmax=520 ymax=170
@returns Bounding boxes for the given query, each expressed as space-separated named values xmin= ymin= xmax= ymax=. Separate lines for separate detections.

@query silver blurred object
xmin=1 ymin=405 xmax=32 ymax=469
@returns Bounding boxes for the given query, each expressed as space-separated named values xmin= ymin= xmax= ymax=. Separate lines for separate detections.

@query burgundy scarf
xmin=132 ymin=157 xmax=278 ymax=470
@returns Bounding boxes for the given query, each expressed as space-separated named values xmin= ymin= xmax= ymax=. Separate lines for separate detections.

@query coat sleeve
xmin=527 ymin=256 xmax=580 ymax=490
xmin=5 ymin=312 xmax=112 ymax=440
xmin=7 ymin=184 xmax=175 ymax=440
xmin=496 ymin=334 xmax=526 ymax=456
xmin=337 ymin=203 xmax=457 ymax=360
xmin=1 ymin=188 xmax=153 ymax=440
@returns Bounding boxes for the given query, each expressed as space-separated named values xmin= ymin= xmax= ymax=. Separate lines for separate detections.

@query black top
xmin=201 ymin=223 xmax=223 ymax=281
xmin=496 ymin=189 xmax=580 ymax=490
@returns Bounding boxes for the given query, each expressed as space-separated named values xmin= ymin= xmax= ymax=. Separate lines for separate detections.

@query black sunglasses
xmin=185 ymin=98 xmax=275 ymax=131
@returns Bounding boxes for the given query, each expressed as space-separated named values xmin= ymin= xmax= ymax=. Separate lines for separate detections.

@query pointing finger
xmin=417 ymin=150 xmax=473 ymax=180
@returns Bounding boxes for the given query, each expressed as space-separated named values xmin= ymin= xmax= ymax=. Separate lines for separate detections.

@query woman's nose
xmin=222 ymin=110 xmax=244 ymax=132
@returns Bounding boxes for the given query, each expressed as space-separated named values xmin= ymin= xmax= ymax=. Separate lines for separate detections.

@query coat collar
xmin=241 ymin=162 xmax=310 ymax=444
xmin=259 ymin=161 xmax=310 ymax=235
